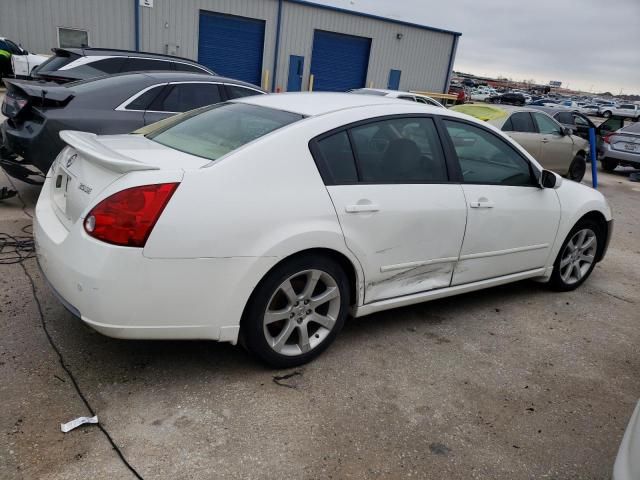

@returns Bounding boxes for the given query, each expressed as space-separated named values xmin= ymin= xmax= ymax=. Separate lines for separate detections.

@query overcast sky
xmin=313 ymin=0 xmax=640 ymax=94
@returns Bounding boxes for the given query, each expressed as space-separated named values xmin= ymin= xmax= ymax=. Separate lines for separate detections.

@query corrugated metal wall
xmin=0 ymin=0 xmax=134 ymax=55
xmin=0 ymin=0 xmax=457 ymax=92
xmin=277 ymin=2 xmax=455 ymax=93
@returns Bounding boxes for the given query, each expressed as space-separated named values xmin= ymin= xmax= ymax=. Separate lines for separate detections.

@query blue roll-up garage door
xmin=310 ymin=30 xmax=371 ymax=92
xmin=198 ymin=11 xmax=265 ymax=86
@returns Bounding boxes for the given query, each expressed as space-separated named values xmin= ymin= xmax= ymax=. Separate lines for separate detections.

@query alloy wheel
xmin=559 ymin=228 xmax=598 ymax=285
xmin=263 ymin=269 xmax=341 ymax=356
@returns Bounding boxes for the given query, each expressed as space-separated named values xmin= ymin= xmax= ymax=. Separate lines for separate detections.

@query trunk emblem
xmin=78 ymin=183 xmax=92 ymax=195
xmin=66 ymin=154 xmax=77 ymax=169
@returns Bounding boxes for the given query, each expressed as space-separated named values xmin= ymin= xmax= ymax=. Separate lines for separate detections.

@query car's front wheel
xmin=242 ymin=255 xmax=350 ymax=368
xmin=549 ymin=219 xmax=602 ymax=291
xmin=567 ymin=153 xmax=586 ymax=182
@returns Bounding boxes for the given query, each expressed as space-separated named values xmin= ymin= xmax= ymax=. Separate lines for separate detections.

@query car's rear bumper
xmin=613 ymin=401 xmax=640 ymax=480
xmin=34 ymin=175 xmax=276 ymax=344
xmin=1 ymin=117 xmax=62 ymax=173
xmin=603 ymin=143 xmax=640 ymax=166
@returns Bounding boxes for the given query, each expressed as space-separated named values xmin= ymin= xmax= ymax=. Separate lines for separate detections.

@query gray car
xmin=601 ymin=121 xmax=640 ymax=171
xmin=1 ymin=71 xmax=264 ymax=180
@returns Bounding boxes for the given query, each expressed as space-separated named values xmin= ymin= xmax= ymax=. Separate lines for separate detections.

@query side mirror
xmin=562 ymin=127 xmax=572 ymax=136
xmin=540 ymin=169 xmax=561 ymax=189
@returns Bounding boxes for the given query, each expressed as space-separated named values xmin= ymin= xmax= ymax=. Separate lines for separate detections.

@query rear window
xmin=147 ymin=102 xmax=302 ymax=161
xmin=36 ymin=51 xmax=81 ymax=74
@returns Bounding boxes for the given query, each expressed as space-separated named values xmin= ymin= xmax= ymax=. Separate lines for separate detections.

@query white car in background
xmin=35 ymin=93 xmax=612 ymax=367
xmin=470 ymin=87 xmax=498 ymax=102
xmin=349 ymin=88 xmax=445 ymax=107
xmin=0 ymin=37 xmax=48 ymax=78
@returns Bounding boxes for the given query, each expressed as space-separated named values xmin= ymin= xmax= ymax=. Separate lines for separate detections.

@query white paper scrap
xmin=60 ymin=415 xmax=99 ymax=433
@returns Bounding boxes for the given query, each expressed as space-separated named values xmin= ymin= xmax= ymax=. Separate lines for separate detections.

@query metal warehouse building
xmin=0 ymin=0 xmax=461 ymax=93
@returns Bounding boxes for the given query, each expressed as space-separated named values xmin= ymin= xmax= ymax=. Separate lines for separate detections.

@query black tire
xmin=601 ymin=158 xmax=617 ymax=172
xmin=602 ymin=110 xmax=612 ymax=118
xmin=567 ymin=153 xmax=586 ymax=182
xmin=548 ymin=219 xmax=603 ymax=292
xmin=241 ymin=254 xmax=350 ymax=368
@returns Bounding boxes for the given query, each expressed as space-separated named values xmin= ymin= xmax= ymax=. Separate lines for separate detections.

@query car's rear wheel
xmin=567 ymin=153 xmax=586 ymax=182
xmin=602 ymin=110 xmax=612 ymax=118
xmin=242 ymin=255 xmax=350 ymax=368
xmin=549 ymin=219 xmax=602 ymax=291
xmin=601 ymin=158 xmax=618 ymax=172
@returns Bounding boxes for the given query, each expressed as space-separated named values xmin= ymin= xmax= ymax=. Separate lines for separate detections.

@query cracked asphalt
xmin=1 ymin=145 xmax=639 ymax=478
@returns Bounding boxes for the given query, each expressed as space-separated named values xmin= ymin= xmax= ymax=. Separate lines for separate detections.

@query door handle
xmin=541 ymin=138 xmax=549 ymax=143
xmin=345 ymin=204 xmax=380 ymax=213
xmin=470 ymin=200 xmax=494 ymax=208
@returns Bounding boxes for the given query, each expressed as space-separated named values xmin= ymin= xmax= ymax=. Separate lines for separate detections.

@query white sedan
xmin=35 ymin=93 xmax=613 ymax=367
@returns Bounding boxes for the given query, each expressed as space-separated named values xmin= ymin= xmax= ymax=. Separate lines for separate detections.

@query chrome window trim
xmin=115 ymin=81 xmax=226 ymax=113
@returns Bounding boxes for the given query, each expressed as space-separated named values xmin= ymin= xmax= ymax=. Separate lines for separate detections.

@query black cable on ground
xmin=4 ymin=176 xmax=145 ymax=479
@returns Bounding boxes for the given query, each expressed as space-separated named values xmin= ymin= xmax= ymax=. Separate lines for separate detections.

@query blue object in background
xmin=287 ymin=55 xmax=304 ymax=91
xmin=589 ymin=127 xmax=598 ymax=189
xmin=198 ymin=11 xmax=265 ymax=86
xmin=387 ymin=69 xmax=401 ymax=90
xmin=310 ymin=30 xmax=371 ymax=92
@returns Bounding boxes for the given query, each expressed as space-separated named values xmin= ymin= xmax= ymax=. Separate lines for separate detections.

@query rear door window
xmin=314 ymin=131 xmax=359 ymax=184
xmin=555 ymin=112 xmax=574 ymax=125
xmin=35 ymin=51 xmax=81 ymax=74
xmin=504 ymin=112 xmax=536 ymax=132
xmin=349 ymin=117 xmax=448 ymax=183
xmin=150 ymin=83 xmax=222 ymax=113
xmin=88 ymin=57 xmax=126 ymax=74
xmin=125 ymin=85 xmax=166 ymax=111
xmin=225 ymin=84 xmax=263 ymax=99
xmin=121 ymin=57 xmax=173 ymax=73
xmin=173 ymin=62 xmax=210 ymax=74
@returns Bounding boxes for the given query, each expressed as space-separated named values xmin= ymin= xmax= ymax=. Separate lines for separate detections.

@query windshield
xmin=147 ymin=102 xmax=303 ymax=161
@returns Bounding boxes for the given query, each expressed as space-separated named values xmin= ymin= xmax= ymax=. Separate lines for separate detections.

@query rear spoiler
xmin=59 ymin=131 xmax=159 ymax=174
xmin=3 ymin=78 xmax=75 ymax=105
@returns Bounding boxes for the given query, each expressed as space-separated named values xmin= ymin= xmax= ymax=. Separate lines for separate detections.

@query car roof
xmin=52 ymin=47 xmax=203 ymax=64
xmin=236 ymin=92 xmax=440 ymax=116
xmin=67 ymin=71 xmax=263 ymax=90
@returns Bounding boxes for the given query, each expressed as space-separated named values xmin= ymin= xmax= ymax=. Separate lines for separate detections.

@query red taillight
xmin=84 ymin=183 xmax=179 ymax=247
xmin=603 ymin=133 xmax=614 ymax=144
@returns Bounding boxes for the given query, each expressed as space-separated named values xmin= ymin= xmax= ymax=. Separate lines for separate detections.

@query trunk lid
xmin=50 ymin=131 xmax=208 ymax=229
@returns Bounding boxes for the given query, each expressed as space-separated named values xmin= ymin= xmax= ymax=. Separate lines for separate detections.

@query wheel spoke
xmin=571 ymin=261 xmax=582 ymax=281
xmin=310 ymin=286 xmax=339 ymax=308
xmin=272 ymin=319 xmax=296 ymax=352
xmin=300 ymin=270 xmax=321 ymax=299
xmin=279 ymin=280 xmax=298 ymax=304
xmin=576 ymin=229 xmax=587 ymax=247
xmin=566 ymin=239 xmax=577 ymax=253
xmin=580 ymin=235 xmax=595 ymax=251
xmin=310 ymin=313 xmax=336 ymax=330
xmin=560 ymin=255 xmax=572 ymax=268
xmin=298 ymin=324 xmax=311 ymax=353
xmin=264 ymin=309 xmax=291 ymax=325
xmin=579 ymin=253 xmax=594 ymax=264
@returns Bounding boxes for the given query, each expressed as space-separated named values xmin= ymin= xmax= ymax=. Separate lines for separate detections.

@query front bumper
xmin=34 ymin=176 xmax=277 ymax=344
xmin=613 ymin=401 xmax=640 ymax=480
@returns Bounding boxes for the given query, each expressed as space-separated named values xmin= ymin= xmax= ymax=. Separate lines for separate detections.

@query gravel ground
xmin=1 ymin=111 xmax=639 ymax=479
